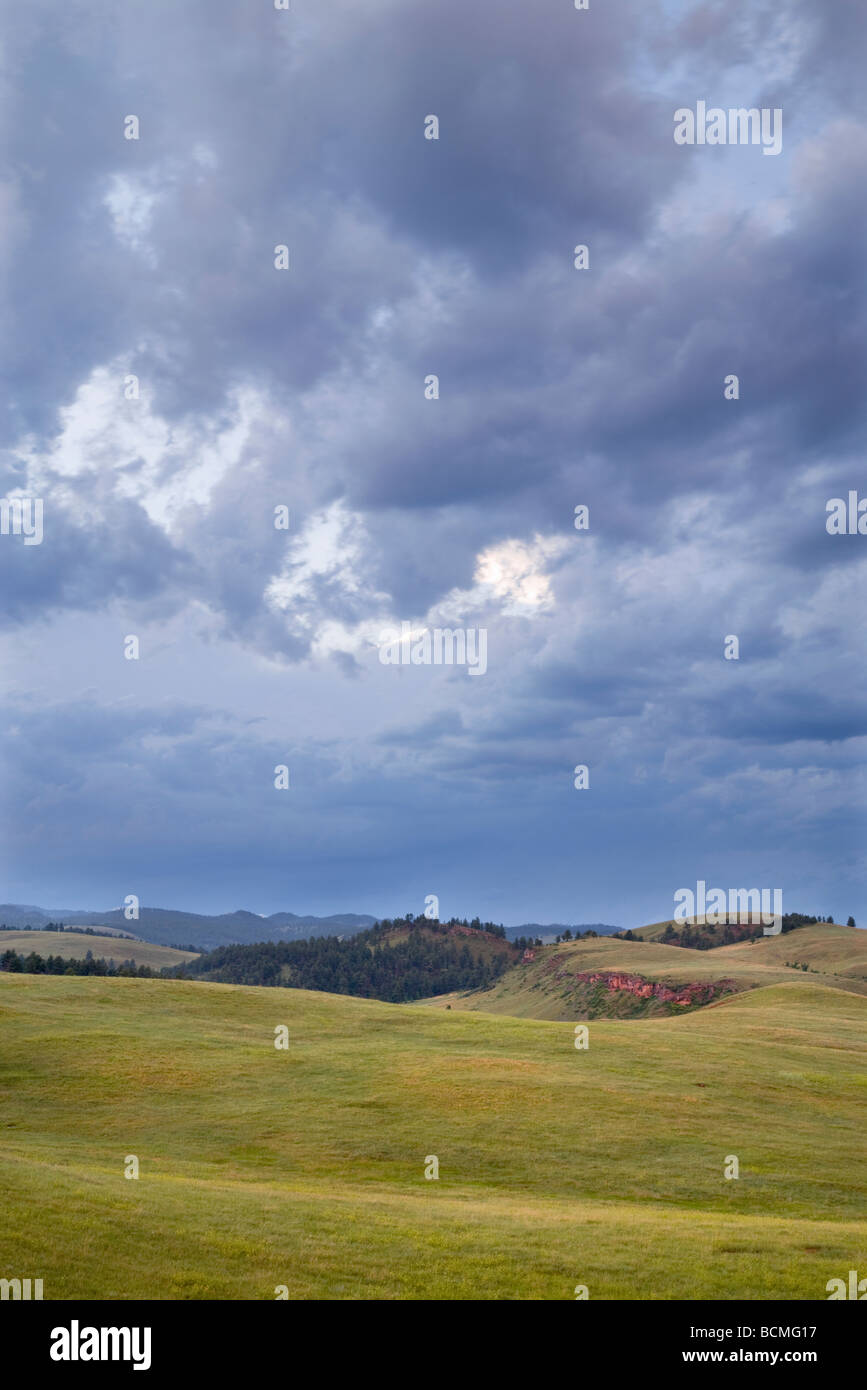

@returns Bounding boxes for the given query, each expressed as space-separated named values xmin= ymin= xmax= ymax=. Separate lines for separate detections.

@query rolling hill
xmin=714 ymin=921 xmax=867 ymax=980
xmin=0 ymin=931 xmax=198 ymax=971
xmin=0 ymin=971 xmax=863 ymax=1299
xmin=630 ymin=912 xmax=836 ymax=946
xmin=423 ymin=922 xmax=867 ymax=1021
xmin=183 ymin=917 xmax=516 ymax=998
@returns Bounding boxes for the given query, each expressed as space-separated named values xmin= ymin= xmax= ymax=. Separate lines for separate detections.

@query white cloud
xmin=103 ymin=173 xmax=159 ymax=264
xmin=18 ymin=361 xmax=271 ymax=536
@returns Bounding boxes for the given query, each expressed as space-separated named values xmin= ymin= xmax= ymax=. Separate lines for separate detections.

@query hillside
xmin=380 ymin=920 xmax=514 ymax=963
xmin=425 ymin=925 xmax=867 ymax=1021
xmin=0 ymin=972 xmax=864 ymax=1299
xmin=183 ymin=917 xmax=516 ymax=1000
xmin=0 ymin=930 xmax=198 ymax=971
xmin=714 ymin=922 xmax=867 ymax=980
xmin=631 ymin=912 xmax=839 ymax=947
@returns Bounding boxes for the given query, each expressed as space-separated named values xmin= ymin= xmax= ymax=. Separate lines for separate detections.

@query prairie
xmin=0 ymin=972 xmax=864 ymax=1299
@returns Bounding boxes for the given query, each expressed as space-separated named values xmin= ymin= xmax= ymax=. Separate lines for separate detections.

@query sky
xmin=1 ymin=0 xmax=864 ymax=929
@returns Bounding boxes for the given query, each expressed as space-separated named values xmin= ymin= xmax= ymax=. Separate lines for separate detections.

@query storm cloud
xmin=1 ymin=0 xmax=864 ymax=926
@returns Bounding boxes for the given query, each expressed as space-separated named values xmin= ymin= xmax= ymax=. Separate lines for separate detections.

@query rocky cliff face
xmin=570 ymin=969 xmax=736 ymax=1006
xmin=537 ymin=956 xmax=737 ymax=1013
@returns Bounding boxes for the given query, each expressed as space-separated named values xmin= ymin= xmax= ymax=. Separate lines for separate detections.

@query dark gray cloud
xmin=1 ymin=0 xmax=864 ymax=924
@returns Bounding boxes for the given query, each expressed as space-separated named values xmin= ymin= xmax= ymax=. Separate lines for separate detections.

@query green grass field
xmin=1 ymin=971 xmax=864 ymax=1299
xmin=0 ymin=931 xmax=199 ymax=970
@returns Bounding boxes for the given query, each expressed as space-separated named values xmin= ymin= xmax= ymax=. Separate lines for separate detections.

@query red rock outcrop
xmin=545 ymin=963 xmax=735 ymax=1007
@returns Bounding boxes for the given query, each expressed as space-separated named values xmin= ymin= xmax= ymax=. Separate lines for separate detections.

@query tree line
xmin=0 ymin=949 xmax=157 ymax=977
xmin=653 ymin=912 xmax=852 ymax=951
xmin=178 ymin=915 xmax=514 ymax=1001
xmin=0 ymin=923 xmax=139 ymax=939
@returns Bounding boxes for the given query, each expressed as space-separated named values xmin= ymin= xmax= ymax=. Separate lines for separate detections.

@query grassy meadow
xmin=1 ymin=970 xmax=864 ymax=1299
xmin=0 ymin=930 xmax=198 ymax=970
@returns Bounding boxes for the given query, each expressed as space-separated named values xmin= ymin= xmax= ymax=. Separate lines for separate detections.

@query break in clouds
xmin=1 ymin=0 xmax=865 ymax=925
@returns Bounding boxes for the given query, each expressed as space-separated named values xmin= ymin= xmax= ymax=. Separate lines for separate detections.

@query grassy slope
xmin=426 ymin=925 xmax=867 ymax=1021
xmin=0 ymin=930 xmax=198 ymax=970
xmin=715 ymin=923 xmax=867 ymax=980
xmin=634 ymin=917 xmax=845 ymax=942
xmin=1 ymin=972 xmax=865 ymax=1300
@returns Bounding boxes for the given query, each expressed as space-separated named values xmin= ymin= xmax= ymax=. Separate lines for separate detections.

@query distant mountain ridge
xmin=0 ymin=905 xmax=623 ymax=952
xmin=505 ymin=923 xmax=622 ymax=943
xmin=0 ymin=904 xmax=378 ymax=952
